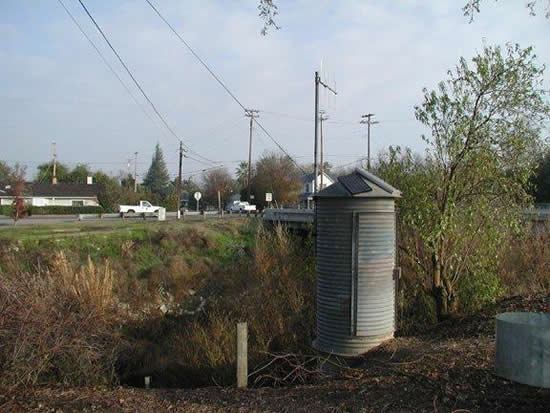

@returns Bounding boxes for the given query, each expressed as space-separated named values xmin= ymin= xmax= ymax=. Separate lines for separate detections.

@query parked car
xmin=119 ymin=200 xmax=160 ymax=216
xmin=228 ymin=201 xmax=256 ymax=213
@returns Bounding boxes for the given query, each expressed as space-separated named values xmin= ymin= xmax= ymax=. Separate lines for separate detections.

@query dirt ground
xmin=1 ymin=295 xmax=548 ymax=413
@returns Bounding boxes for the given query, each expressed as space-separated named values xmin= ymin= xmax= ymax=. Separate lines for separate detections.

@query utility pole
xmin=52 ymin=141 xmax=57 ymax=185
xmin=134 ymin=151 xmax=138 ymax=193
xmin=319 ymin=110 xmax=329 ymax=190
xmin=177 ymin=141 xmax=184 ymax=210
xmin=360 ymin=113 xmax=379 ymax=170
xmin=244 ymin=109 xmax=260 ymax=203
xmin=314 ymin=72 xmax=337 ymax=195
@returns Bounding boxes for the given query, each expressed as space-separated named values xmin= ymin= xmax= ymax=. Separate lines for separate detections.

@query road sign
xmin=265 ymin=193 xmax=272 ymax=202
xmin=194 ymin=192 xmax=202 ymax=201
xmin=250 ymin=194 xmax=255 ymax=200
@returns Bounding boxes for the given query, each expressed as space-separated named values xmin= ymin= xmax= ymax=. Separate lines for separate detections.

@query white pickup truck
xmin=119 ymin=201 xmax=160 ymax=216
xmin=228 ymin=201 xmax=257 ymax=213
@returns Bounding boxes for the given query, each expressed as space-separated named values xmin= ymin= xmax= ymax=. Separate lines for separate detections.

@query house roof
xmin=0 ymin=182 xmax=103 ymax=198
xmin=32 ymin=183 xmax=103 ymax=197
xmin=315 ymin=168 xmax=401 ymax=199
xmin=0 ymin=182 xmax=33 ymax=197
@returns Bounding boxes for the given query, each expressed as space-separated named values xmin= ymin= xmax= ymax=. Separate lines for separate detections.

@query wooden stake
xmin=236 ymin=322 xmax=248 ymax=388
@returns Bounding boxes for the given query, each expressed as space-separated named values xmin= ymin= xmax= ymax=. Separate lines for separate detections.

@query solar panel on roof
xmin=338 ymin=173 xmax=372 ymax=195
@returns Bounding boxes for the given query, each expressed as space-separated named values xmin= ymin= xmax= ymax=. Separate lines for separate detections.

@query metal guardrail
xmin=76 ymin=210 xmax=249 ymax=221
xmin=263 ymin=208 xmax=314 ymax=224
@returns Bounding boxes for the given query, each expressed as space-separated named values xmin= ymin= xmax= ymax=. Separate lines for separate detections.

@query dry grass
xmin=498 ymin=229 xmax=550 ymax=296
xmin=118 ymin=224 xmax=316 ymax=387
xmin=0 ymin=252 xmax=122 ymax=389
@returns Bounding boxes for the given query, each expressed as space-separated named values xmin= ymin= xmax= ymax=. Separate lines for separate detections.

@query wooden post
xmin=236 ymin=322 xmax=248 ymax=388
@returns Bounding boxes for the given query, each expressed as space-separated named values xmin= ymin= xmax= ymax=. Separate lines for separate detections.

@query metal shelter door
xmin=352 ymin=211 xmax=396 ymax=337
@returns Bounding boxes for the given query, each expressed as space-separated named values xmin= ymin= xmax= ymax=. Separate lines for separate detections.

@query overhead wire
xmin=56 ymin=0 xmax=173 ymax=143
xmin=144 ymin=0 xmax=306 ymax=174
xmin=76 ymin=0 xmax=217 ymax=167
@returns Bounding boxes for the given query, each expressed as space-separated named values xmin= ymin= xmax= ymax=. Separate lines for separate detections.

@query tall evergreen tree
xmin=143 ymin=143 xmax=170 ymax=197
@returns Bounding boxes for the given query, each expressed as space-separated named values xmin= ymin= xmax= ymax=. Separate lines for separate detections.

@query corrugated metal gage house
xmin=313 ymin=168 xmax=401 ymax=357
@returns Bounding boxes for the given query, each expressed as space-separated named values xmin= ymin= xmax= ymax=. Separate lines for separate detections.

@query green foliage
xmin=379 ymin=44 xmax=549 ymax=319
xmin=235 ymin=161 xmax=249 ymax=191
xmin=23 ymin=206 xmax=104 ymax=215
xmin=0 ymin=160 xmax=14 ymax=183
xmin=36 ymin=162 xmax=71 ymax=183
xmin=182 ymin=178 xmax=202 ymax=211
xmin=143 ymin=143 xmax=171 ymax=197
xmin=68 ymin=164 xmax=92 ymax=183
xmin=94 ymin=171 xmax=122 ymax=212
xmin=458 ymin=269 xmax=501 ymax=313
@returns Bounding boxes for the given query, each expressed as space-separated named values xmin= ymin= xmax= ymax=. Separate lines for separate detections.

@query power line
xmin=56 ymin=0 xmax=171 ymax=143
xmin=76 ymin=0 xmax=181 ymax=146
xmin=145 ymin=0 xmax=246 ymax=112
xmin=76 ymin=0 xmax=217 ymax=168
xmin=332 ymin=157 xmax=367 ymax=170
xmin=145 ymin=0 xmax=305 ymax=174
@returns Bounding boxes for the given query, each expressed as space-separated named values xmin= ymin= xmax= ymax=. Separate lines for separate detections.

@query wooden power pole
xmin=134 ymin=151 xmax=138 ymax=192
xmin=245 ymin=109 xmax=259 ymax=203
xmin=177 ymin=141 xmax=184 ymax=210
xmin=360 ymin=113 xmax=379 ymax=170
xmin=314 ymin=72 xmax=336 ymax=195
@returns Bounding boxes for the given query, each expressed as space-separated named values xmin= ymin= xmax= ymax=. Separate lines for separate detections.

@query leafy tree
xmin=36 ymin=162 xmax=70 ymax=183
xmin=143 ymin=143 xmax=170 ymax=197
xmin=182 ymin=178 xmax=202 ymax=211
xmin=381 ymin=44 xmax=549 ymax=320
xmin=69 ymin=164 xmax=92 ymax=184
xmin=202 ymin=168 xmax=234 ymax=209
xmin=93 ymin=171 xmax=122 ymax=213
xmin=235 ymin=161 xmax=251 ymax=191
xmin=120 ymin=172 xmax=136 ymax=190
xmin=251 ymin=152 xmax=301 ymax=208
xmin=10 ymin=164 xmax=27 ymax=225
xmin=0 ymin=160 xmax=14 ymax=183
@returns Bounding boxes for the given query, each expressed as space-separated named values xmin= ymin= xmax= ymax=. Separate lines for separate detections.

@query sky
xmin=0 ymin=0 xmax=549 ymax=181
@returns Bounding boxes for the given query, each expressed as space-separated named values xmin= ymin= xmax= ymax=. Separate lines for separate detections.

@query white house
xmin=0 ymin=182 xmax=102 ymax=207
xmin=299 ymin=172 xmax=335 ymax=208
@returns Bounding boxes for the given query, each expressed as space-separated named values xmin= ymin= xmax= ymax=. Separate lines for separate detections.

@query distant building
xmin=0 ymin=181 xmax=102 ymax=207
xmin=299 ymin=172 xmax=335 ymax=208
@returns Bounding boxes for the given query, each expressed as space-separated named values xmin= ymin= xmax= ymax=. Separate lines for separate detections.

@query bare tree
xmin=252 ymin=152 xmax=301 ymax=208
xmin=202 ymin=168 xmax=234 ymax=209
xmin=10 ymin=164 xmax=27 ymax=226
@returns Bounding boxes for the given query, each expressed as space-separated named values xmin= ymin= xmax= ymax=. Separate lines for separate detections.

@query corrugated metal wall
xmin=315 ymin=198 xmax=396 ymax=357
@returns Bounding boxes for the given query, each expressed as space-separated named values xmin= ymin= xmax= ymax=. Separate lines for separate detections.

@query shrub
xmin=1 ymin=205 xmax=104 ymax=216
xmin=498 ymin=230 xmax=550 ymax=296
xmin=29 ymin=205 xmax=105 ymax=215
xmin=0 ymin=205 xmax=12 ymax=216
xmin=0 ymin=252 xmax=122 ymax=388
xmin=118 ymin=224 xmax=316 ymax=387
xmin=458 ymin=269 xmax=502 ymax=313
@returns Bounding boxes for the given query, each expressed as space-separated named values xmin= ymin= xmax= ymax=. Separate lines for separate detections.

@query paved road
xmin=0 ymin=212 xmax=245 ymax=227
